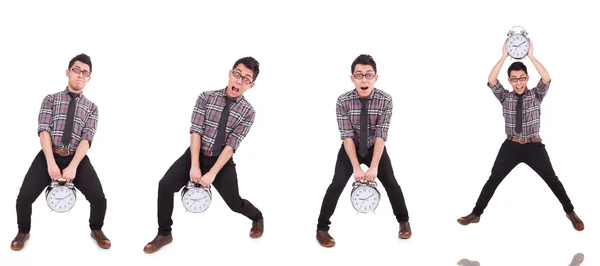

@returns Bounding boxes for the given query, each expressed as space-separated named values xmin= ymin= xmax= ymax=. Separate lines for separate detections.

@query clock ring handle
xmin=187 ymin=180 xmax=211 ymax=190
xmin=54 ymin=178 xmax=75 ymax=188
xmin=352 ymin=180 xmax=378 ymax=188
xmin=508 ymin=26 xmax=528 ymax=36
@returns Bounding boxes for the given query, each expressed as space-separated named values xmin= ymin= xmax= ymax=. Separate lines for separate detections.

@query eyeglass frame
xmin=509 ymin=76 xmax=528 ymax=83
xmin=70 ymin=67 xmax=91 ymax=77
xmin=231 ymin=71 xmax=253 ymax=84
xmin=353 ymin=73 xmax=376 ymax=80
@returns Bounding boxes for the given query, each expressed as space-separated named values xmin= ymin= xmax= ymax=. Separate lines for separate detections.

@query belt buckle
xmin=518 ymin=137 xmax=528 ymax=144
xmin=58 ymin=149 xmax=70 ymax=156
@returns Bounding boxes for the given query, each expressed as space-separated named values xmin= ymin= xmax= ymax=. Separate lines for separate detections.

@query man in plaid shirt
xmin=143 ymin=57 xmax=264 ymax=254
xmin=316 ymin=54 xmax=412 ymax=248
xmin=11 ymin=54 xmax=111 ymax=251
xmin=457 ymin=39 xmax=585 ymax=231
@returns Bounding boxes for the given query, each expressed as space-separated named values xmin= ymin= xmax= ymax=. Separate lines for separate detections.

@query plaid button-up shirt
xmin=37 ymin=88 xmax=99 ymax=151
xmin=190 ymin=88 xmax=255 ymax=152
xmin=336 ymin=88 xmax=393 ymax=148
xmin=488 ymin=78 xmax=550 ymax=139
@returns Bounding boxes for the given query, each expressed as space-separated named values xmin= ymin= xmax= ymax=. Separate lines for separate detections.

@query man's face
xmin=227 ymin=63 xmax=255 ymax=98
xmin=66 ymin=61 xmax=91 ymax=92
xmin=508 ymin=70 xmax=528 ymax=95
xmin=351 ymin=64 xmax=378 ymax=98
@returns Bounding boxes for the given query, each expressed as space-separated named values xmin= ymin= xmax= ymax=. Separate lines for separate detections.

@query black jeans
xmin=472 ymin=140 xmax=575 ymax=216
xmin=16 ymin=150 xmax=107 ymax=233
xmin=317 ymin=144 xmax=409 ymax=231
xmin=157 ymin=147 xmax=263 ymax=235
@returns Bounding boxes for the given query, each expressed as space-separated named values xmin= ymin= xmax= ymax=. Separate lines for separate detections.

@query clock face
xmin=182 ymin=188 xmax=211 ymax=213
xmin=506 ymin=34 xmax=529 ymax=59
xmin=351 ymin=186 xmax=380 ymax=213
xmin=46 ymin=186 xmax=76 ymax=212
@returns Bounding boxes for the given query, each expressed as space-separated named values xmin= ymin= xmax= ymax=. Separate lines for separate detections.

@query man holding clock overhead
xmin=457 ymin=38 xmax=585 ymax=231
xmin=10 ymin=54 xmax=111 ymax=251
xmin=143 ymin=56 xmax=264 ymax=254
xmin=315 ymin=54 xmax=412 ymax=248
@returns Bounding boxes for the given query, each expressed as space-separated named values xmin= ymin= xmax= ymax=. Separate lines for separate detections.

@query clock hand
xmin=517 ymin=41 xmax=526 ymax=47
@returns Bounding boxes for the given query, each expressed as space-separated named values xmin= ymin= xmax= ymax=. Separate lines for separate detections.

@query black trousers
xmin=157 ymin=147 xmax=263 ymax=235
xmin=317 ymin=144 xmax=409 ymax=231
xmin=472 ymin=139 xmax=575 ymax=216
xmin=16 ymin=150 xmax=107 ymax=233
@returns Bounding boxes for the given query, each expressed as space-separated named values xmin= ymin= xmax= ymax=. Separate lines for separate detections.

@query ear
xmin=248 ymin=82 xmax=255 ymax=89
xmin=350 ymin=75 xmax=354 ymax=83
xmin=374 ymin=74 xmax=379 ymax=83
xmin=66 ymin=69 xmax=70 ymax=77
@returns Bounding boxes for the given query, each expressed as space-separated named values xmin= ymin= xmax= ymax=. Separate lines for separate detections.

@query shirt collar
xmin=351 ymin=87 xmax=376 ymax=100
xmin=220 ymin=87 xmax=242 ymax=103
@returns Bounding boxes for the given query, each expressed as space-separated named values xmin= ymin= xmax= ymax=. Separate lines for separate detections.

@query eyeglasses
xmin=509 ymin=77 xmax=527 ymax=83
xmin=71 ymin=67 xmax=91 ymax=77
xmin=231 ymin=71 xmax=253 ymax=84
xmin=353 ymin=73 xmax=376 ymax=80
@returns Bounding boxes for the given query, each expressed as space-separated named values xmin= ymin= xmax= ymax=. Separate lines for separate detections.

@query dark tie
xmin=359 ymin=98 xmax=369 ymax=157
xmin=61 ymin=92 xmax=79 ymax=148
xmin=212 ymin=97 xmax=233 ymax=155
xmin=515 ymin=94 xmax=523 ymax=134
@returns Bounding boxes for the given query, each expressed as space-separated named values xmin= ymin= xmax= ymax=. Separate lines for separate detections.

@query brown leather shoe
xmin=399 ymin=222 xmax=412 ymax=239
xmin=566 ymin=212 xmax=584 ymax=231
xmin=249 ymin=219 xmax=264 ymax=239
xmin=316 ymin=230 xmax=335 ymax=247
xmin=457 ymin=213 xmax=480 ymax=226
xmin=90 ymin=230 xmax=111 ymax=249
xmin=10 ymin=232 xmax=30 ymax=251
xmin=143 ymin=234 xmax=173 ymax=254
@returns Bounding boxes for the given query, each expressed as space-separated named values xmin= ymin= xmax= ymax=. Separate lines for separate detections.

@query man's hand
xmin=61 ymin=165 xmax=77 ymax=181
xmin=365 ymin=167 xmax=377 ymax=182
xmin=48 ymin=163 xmax=61 ymax=181
xmin=527 ymin=38 xmax=534 ymax=58
xmin=353 ymin=166 xmax=366 ymax=182
xmin=190 ymin=166 xmax=202 ymax=183
xmin=199 ymin=171 xmax=216 ymax=187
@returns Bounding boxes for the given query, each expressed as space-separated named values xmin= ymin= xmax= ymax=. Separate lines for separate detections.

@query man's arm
xmin=37 ymin=95 xmax=61 ymax=180
xmin=488 ymin=40 xmax=510 ymax=103
xmin=527 ymin=38 xmax=551 ymax=84
xmin=336 ymin=98 xmax=364 ymax=180
xmin=62 ymin=103 xmax=99 ymax=181
xmin=488 ymin=39 xmax=509 ymax=86
xmin=199 ymin=108 xmax=254 ymax=187
xmin=189 ymin=94 xmax=207 ymax=183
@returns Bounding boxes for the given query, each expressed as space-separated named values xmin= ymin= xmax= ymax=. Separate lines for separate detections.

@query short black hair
xmin=232 ymin=56 xmax=260 ymax=82
xmin=507 ymin=61 xmax=527 ymax=77
xmin=68 ymin=53 xmax=92 ymax=74
xmin=351 ymin=54 xmax=377 ymax=74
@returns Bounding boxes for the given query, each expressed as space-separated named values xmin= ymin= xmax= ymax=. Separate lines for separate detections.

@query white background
xmin=0 ymin=0 xmax=598 ymax=265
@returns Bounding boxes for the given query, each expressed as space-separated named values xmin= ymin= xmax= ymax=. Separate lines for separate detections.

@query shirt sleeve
xmin=336 ymin=98 xmax=354 ymax=140
xmin=488 ymin=79 xmax=509 ymax=103
xmin=225 ymin=109 xmax=255 ymax=152
xmin=532 ymin=78 xmax=551 ymax=101
xmin=80 ymin=103 xmax=99 ymax=147
xmin=375 ymin=97 xmax=393 ymax=140
xmin=37 ymin=94 xmax=53 ymax=135
xmin=190 ymin=93 xmax=207 ymax=135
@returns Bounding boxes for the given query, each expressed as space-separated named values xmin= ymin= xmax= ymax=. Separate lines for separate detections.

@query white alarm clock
xmin=506 ymin=26 xmax=530 ymax=59
xmin=45 ymin=179 xmax=77 ymax=213
xmin=350 ymin=181 xmax=381 ymax=213
xmin=181 ymin=181 xmax=212 ymax=213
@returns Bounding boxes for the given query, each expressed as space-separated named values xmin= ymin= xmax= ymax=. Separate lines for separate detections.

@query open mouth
xmin=360 ymin=86 xmax=369 ymax=90
xmin=232 ymin=86 xmax=240 ymax=93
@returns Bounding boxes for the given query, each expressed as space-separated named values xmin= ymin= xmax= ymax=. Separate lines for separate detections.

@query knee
xmin=16 ymin=194 xmax=36 ymax=207
xmin=86 ymin=194 xmax=106 ymax=206
xmin=158 ymin=179 xmax=180 ymax=194
xmin=225 ymin=199 xmax=244 ymax=212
